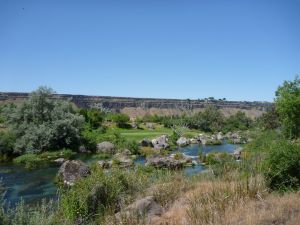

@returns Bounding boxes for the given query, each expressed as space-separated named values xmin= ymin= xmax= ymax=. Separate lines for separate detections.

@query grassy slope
xmin=152 ymin=178 xmax=300 ymax=225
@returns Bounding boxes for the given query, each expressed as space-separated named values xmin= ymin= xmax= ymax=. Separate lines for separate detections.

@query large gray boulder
xmin=113 ymin=150 xmax=134 ymax=168
xmin=57 ymin=160 xmax=90 ymax=186
xmin=96 ymin=141 xmax=115 ymax=154
xmin=151 ymin=135 xmax=169 ymax=150
xmin=176 ymin=137 xmax=189 ymax=146
xmin=115 ymin=196 xmax=163 ymax=222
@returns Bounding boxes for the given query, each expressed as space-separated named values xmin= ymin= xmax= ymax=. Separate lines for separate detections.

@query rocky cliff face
xmin=0 ymin=92 xmax=272 ymax=118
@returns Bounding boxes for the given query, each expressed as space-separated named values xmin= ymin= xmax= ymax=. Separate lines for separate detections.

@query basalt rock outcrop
xmin=0 ymin=92 xmax=272 ymax=118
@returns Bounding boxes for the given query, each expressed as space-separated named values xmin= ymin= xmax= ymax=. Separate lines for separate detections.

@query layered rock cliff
xmin=0 ymin=92 xmax=272 ymax=118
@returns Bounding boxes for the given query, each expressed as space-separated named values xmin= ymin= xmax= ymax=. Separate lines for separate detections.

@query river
xmin=0 ymin=143 xmax=239 ymax=205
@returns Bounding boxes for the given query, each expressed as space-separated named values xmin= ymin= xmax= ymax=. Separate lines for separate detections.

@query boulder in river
xmin=151 ymin=135 xmax=169 ymax=150
xmin=54 ymin=158 xmax=65 ymax=164
xmin=189 ymin=138 xmax=199 ymax=144
xmin=57 ymin=160 xmax=90 ymax=186
xmin=146 ymin=155 xmax=191 ymax=169
xmin=113 ymin=151 xmax=134 ymax=168
xmin=96 ymin=141 xmax=115 ymax=154
xmin=176 ymin=137 xmax=189 ymax=146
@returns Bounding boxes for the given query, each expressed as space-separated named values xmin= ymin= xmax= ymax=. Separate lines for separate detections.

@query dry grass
xmin=152 ymin=177 xmax=300 ymax=225
xmin=121 ymin=107 xmax=264 ymax=119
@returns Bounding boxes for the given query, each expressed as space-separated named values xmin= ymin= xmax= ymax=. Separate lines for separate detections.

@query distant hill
xmin=0 ymin=92 xmax=272 ymax=118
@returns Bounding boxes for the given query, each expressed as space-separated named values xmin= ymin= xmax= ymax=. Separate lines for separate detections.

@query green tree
xmin=192 ymin=106 xmax=224 ymax=132
xmin=3 ymin=86 xmax=84 ymax=154
xmin=79 ymin=108 xmax=104 ymax=129
xmin=264 ymin=140 xmax=300 ymax=191
xmin=109 ymin=113 xmax=130 ymax=128
xmin=224 ymin=111 xmax=252 ymax=132
xmin=259 ymin=106 xmax=280 ymax=130
xmin=275 ymin=76 xmax=300 ymax=138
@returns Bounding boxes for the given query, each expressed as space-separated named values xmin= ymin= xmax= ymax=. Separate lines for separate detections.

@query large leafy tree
xmin=275 ymin=76 xmax=300 ymax=139
xmin=3 ymin=87 xmax=84 ymax=154
xmin=191 ymin=106 xmax=224 ymax=132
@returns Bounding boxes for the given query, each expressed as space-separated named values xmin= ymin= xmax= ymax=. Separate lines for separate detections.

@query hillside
xmin=0 ymin=92 xmax=272 ymax=118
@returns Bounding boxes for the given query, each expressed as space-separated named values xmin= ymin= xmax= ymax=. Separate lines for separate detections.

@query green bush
xmin=13 ymin=154 xmax=46 ymax=169
xmin=169 ymin=131 xmax=180 ymax=145
xmin=123 ymin=140 xmax=139 ymax=155
xmin=108 ymin=113 xmax=130 ymax=128
xmin=264 ymin=140 xmax=300 ymax=191
xmin=173 ymin=152 xmax=184 ymax=160
xmin=79 ymin=108 xmax=105 ymax=129
xmin=275 ymin=76 xmax=300 ymax=139
xmin=223 ymin=111 xmax=253 ymax=132
xmin=39 ymin=149 xmax=74 ymax=160
xmin=60 ymin=167 xmax=150 ymax=222
xmin=2 ymin=87 xmax=84 ymax=154
xmin=81 ymin=125 xmax=106 ymax=151
xmin=0 ymin=131 xmax=15 ymax=161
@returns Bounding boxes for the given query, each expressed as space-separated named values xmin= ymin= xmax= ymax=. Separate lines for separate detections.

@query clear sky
xmin=0 ymin=0 xmax=299 ymax=101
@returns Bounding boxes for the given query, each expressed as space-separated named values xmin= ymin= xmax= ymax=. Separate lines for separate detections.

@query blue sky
xmin=0 ymin=0 xmax=299 ymax=101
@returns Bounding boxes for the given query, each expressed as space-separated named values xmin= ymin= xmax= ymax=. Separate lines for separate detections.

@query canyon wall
xmin=0 ymin=92 xmax=273 ymax=118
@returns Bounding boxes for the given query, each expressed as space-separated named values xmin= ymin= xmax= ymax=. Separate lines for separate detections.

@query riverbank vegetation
xmin=1 ymin=77 xmax=300 ymax=224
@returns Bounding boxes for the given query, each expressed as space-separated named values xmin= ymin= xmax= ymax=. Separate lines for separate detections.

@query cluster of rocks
xmin=98 ymin=149 xmax=134 ymax=169
xmin=140 ymin=135 xmax=170 ymax=150
xmin=145 ymin=154 xmax=193 ymax=169
xmin=196 ymin=133 xmax=223 ymax=145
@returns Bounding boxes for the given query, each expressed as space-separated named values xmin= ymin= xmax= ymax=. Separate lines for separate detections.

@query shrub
xmin=13 ymin=154 xmax=45 ymax=169
xmin=275 ymin=76 xmax=300 ymax=139
xmin=81 ymin=125 xmax=106 ymax=151
xmin=173 ymin=152 xmax=184 ymax=160
xmin=39 ymin=149 xmax=74 ymax=160
xmin=108 ymin=113 xmax=130 ymax=128
xmin=123 ymin=140 xmax=139 ymax=155
xmin=223 ymin=111 xmax=253 ymax=132
xmin=264 ymin=140 xmax=300 ymax=191
xmin=79 ymin=108 xmax=105 ymax=129
xmin=169 ymin=131 xmax=180 ymax=145
xmin=2 ymin=86 xmax=84 ymax=154
xmin=0 ymin=131 xmax=15 ymax=161
xmin=60 ymin=167 xmax=150 ymax=223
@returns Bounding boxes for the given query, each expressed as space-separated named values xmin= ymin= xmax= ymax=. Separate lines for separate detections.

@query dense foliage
xmin=275 ymin=76 xmax=300 ymax=139
xmin=159 ymin=107 xmax=253 ymax=133
xmin=264 ymin=140 xmax=300 ymax=191
xmin=107 ymin=113 xmax=130 ymax=128
xmin=258 ymin=106 xmax=280 ymax=130
xmin=2 ymin=87 xmax=84 ymax=154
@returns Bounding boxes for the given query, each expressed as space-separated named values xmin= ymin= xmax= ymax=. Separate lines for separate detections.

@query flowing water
xmin=0 ymin=143 xmax=239 ymax=205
